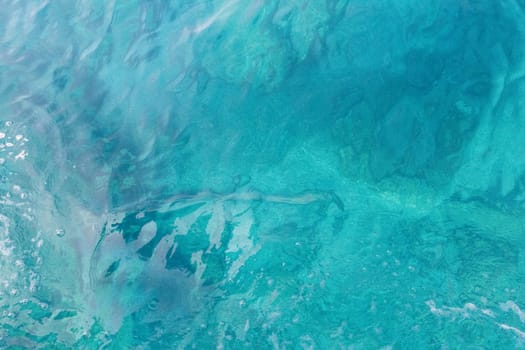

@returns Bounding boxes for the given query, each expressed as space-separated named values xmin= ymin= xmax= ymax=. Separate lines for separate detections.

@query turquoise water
xmin=1 ymin=0 xmax=525 ymax=348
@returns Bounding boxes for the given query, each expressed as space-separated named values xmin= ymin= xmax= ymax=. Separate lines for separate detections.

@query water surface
xmin=1 ymin=1 xmax=525 ymax=348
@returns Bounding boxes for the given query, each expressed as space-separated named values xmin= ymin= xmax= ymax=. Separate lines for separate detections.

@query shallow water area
xmin=1 ymin=0 xmax=525 ymax=349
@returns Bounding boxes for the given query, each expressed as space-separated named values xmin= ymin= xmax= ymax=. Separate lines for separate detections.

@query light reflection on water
xmin=1 ymin=0 xmax=525 ymax=348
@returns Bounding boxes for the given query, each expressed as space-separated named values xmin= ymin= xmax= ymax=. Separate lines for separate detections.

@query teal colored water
xmin=1 ymin=1 xmax=525 ymax=348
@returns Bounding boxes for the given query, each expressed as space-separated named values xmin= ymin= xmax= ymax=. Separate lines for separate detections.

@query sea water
xmin=1 ymin=1 xmax=525 ymax=349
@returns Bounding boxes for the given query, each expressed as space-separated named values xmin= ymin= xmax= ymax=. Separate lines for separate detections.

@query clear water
xmin=1 ymin=1 xmax=525 ymax=349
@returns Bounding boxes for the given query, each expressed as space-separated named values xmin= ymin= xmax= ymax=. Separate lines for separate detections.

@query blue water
xmin=1 ymin=0 xmax=525 ymax=348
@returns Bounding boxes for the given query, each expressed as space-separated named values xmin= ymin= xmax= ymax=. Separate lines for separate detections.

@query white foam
xmin=206 ymin=202 xmax=225 ymax=250
xmin=499 ymin=323 xmax=525 ymax=339
xmin=426 ymin=300 xmax=494 ymax=319
xmin=131 ymin=220 xmax=157 ymax=251
xmin=173 ymin=205 xmax=207 ymax=236
xmin=191 ymin=250 xmax=205 ymax=284
xmin=0 ymin=214 xmax=13 ymax=257
xmin=500 ymin=301 xmax=525 ymax=323
xmin=226 ymin=210 xmax=260 ymax=280
xmin=14 ymin=149 xmax=27 ymax=160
